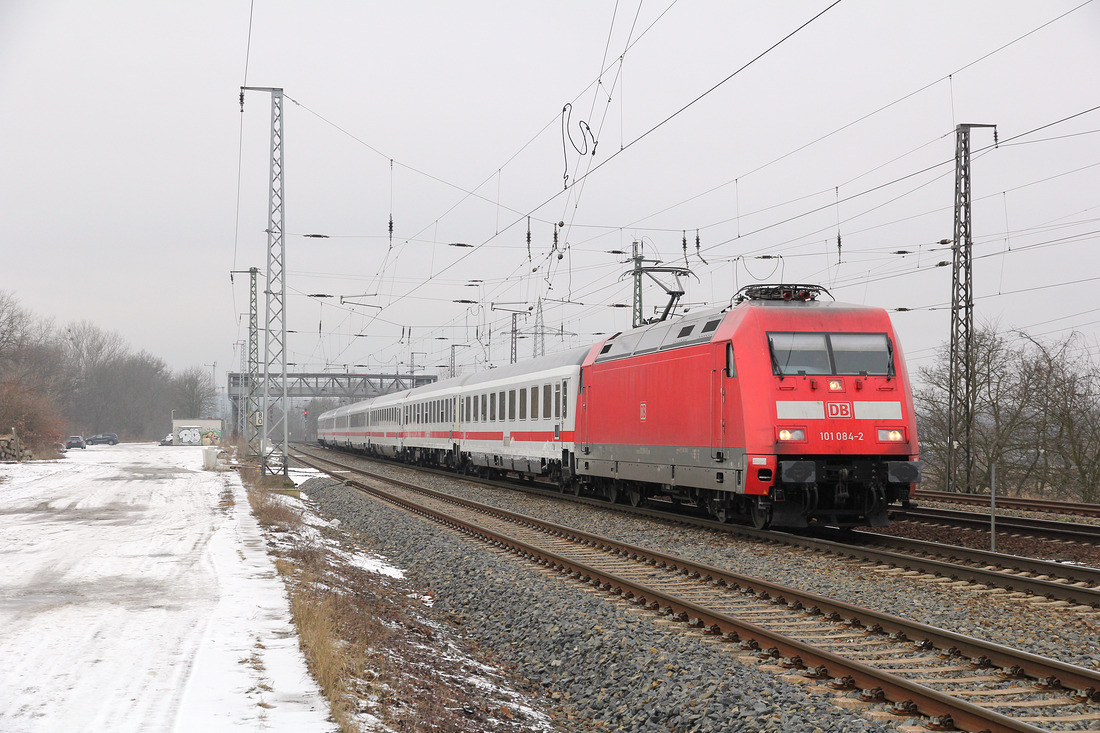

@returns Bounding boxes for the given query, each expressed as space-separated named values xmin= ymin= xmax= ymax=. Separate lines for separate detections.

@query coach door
xmin=708 ymin=343 xmax=734 ymax=460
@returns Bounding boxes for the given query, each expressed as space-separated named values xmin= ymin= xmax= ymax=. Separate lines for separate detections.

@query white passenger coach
xmin=317 ymin=346 xmax=591 ymax=482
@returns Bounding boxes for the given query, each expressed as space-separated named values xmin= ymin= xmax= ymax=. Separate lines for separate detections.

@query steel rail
xmin=847 ymin=530 xmax=1100 ymax=588
xmin=915 ymin=490 xmax=1100 ymax=518
xmin=291 ymin=450 xmax=1100 ymax=732
xmin=295 ymin=445 xmax=1100 ymax=605
xmin=330 ymin=474 xmax=1050 ymax=732
xmin=893 ymin=506 xmax=1100 ymax=544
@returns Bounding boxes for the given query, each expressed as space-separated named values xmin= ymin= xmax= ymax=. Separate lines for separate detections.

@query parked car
xmin=65 ymin=436 xmax=86 ymax=450
xmin=158 ymin=433 xmax=174 ymax=446
xmin=86 ymin=433 xmax=119 ymax=445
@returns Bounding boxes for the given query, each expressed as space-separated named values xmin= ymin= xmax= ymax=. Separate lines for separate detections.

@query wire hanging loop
xmin=561 ymin=103 xmax=597 ymax=188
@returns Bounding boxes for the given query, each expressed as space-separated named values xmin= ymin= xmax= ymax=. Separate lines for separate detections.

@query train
xmin=317 ymin=284 xmax=921 ymax=529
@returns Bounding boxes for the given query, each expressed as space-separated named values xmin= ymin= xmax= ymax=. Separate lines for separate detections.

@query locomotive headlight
xmin=878 ymin=429 xmax=904 ymax=442
xmin=828 ymin=379 xmax=843 ymax=391
xmin=778 ymin=428 xmax=806 ymax=441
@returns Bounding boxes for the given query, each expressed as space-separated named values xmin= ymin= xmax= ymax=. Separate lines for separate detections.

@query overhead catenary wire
xmin=234 ymin=5 xmax=1099 ymax=375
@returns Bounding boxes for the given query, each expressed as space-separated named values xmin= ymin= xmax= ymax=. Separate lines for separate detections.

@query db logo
xmin=826 ymin=402 xmax=853 ymax=419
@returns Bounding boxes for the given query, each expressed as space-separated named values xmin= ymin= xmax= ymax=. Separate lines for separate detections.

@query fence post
xmin=990 ymin=464 xmax=996 ymax=553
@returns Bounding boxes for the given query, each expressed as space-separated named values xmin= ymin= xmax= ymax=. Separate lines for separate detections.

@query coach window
xmin=508 ymin=389 xmax=516 ymax=420
xmin=543 ymin=384 xmax=552 ymax=419
xmin=498 ymin=391 xmax=505 ymax=421
xmin=562 ymin=380 xmax=568 ymax=418
xmin=530 ymin=385 xmax=539 ymax=420
xmin=519 ymin=389 xmax=527 ymax=419
xmin=725 ymin=342 xmax=737 ymax=377
xmin=490 ymin=393 xmax=497 ymax=421
xmin=554 ymin=383 xmax=561 ymax=418
xmin=481 ymin=393 xmax=488 ymax=422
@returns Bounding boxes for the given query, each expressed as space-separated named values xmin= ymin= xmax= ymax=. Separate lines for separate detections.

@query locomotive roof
xmin=320 ymin=290 xmax=890 ymax=419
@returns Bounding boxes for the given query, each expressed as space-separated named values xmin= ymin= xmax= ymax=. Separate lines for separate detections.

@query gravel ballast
xmin=305 ymin=476 xmax=890 ymax=733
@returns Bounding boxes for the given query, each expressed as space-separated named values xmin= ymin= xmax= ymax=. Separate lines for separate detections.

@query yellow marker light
xmin=778 ymin=428 xmax=806 ymax=441
xmin=828 ymin=379 xmax=843 ymax=391
xmin=878 ymin=429 xmax=904 ymax=442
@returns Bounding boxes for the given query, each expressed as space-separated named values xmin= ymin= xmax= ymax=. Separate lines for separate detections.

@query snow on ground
xmin=0 ymin=443 xmax=334 ymax=733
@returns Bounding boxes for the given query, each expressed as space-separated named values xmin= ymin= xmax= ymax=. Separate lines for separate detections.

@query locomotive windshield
xmin=768 ymin=332 xmax=893 ymax=377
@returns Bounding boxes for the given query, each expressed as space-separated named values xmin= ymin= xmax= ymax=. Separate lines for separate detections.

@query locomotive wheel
xmin=750 ymin=499 xmax=772 ymax=530
xmin=627 ymin=488 xmax=643 ymax=507
xmin=606 ymin=482 xmax=620 ymax=504
xmin=714 ymin=505 xmax=732 ymax=523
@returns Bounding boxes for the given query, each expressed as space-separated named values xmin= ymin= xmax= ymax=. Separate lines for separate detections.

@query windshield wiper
xmin=769 ymin=345 xmax=784 ymax=380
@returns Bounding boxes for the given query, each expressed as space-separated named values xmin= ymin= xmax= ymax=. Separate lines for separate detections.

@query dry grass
xmin=288 ymin=583 xmax=363 ymax=730
xmin=240 ymin=475 xmax=369 ymax=731
xmin=245 ymin=482 xmax=303 ymax=530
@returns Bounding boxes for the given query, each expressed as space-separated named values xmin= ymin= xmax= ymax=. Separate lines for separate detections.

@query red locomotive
xmin=318 ymin=284 xmax=920 ymax=529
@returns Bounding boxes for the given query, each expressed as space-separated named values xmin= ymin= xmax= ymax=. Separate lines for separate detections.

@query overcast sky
xmin=2 ymin=1 xmax=1098 ymax=393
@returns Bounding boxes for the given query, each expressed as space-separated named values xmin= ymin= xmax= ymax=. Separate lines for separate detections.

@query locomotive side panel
xmin=577 ymin=336 xmax=750 ymax=493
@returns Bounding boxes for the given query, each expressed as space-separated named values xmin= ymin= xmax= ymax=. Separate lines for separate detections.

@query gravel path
xmin=305 ymin=476 xmax=892 ymax=733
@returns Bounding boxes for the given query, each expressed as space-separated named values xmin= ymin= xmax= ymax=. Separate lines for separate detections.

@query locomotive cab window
xmin=768 ymin=332 xmax=893 ymax=377
xmin=769 ymin=332 xmax=831 ymax=375
xmin=831 ymin=333 xmax=893 ymax=376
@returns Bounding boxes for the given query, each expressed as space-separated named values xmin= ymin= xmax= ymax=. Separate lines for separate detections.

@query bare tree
xmin=172 ymin=366 xmax=216 ymax=420
xmin=0 ymin=291 xmax=67 ymax=449
xmin=916 ymin=325 xmax=1100 ymax=502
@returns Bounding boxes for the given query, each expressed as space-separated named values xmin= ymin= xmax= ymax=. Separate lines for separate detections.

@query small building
xmin=172 ymin=419 xmax=225 ymax=446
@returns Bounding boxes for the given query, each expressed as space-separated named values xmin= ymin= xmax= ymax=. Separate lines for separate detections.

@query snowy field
xmin=0 ymin=443 xmax=334 ymax=732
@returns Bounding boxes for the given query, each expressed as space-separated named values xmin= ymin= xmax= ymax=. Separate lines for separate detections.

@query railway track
xmin=892 ymin=506 xmax=1100 ymax=545
xmin=292 ymin=444 xmax=1100 ymax=609
xmin=914 ymin=491 xmax=1100 ymax=520
xmin=291 ymin=448 xmax=1100 ymax=732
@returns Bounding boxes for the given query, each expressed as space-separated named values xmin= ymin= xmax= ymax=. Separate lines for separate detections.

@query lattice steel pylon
xmin=946 ymin=123 xmax=996 ymax=494
xmin=533 ymin=298 xmax=545 ymax=358
xmin=246 ymin=266 xmax=261 ymax=459
xmin=243 ymin=86 xmax=289 ymax=476
xmin=627 ymin=240 xmax=690 ymax=328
